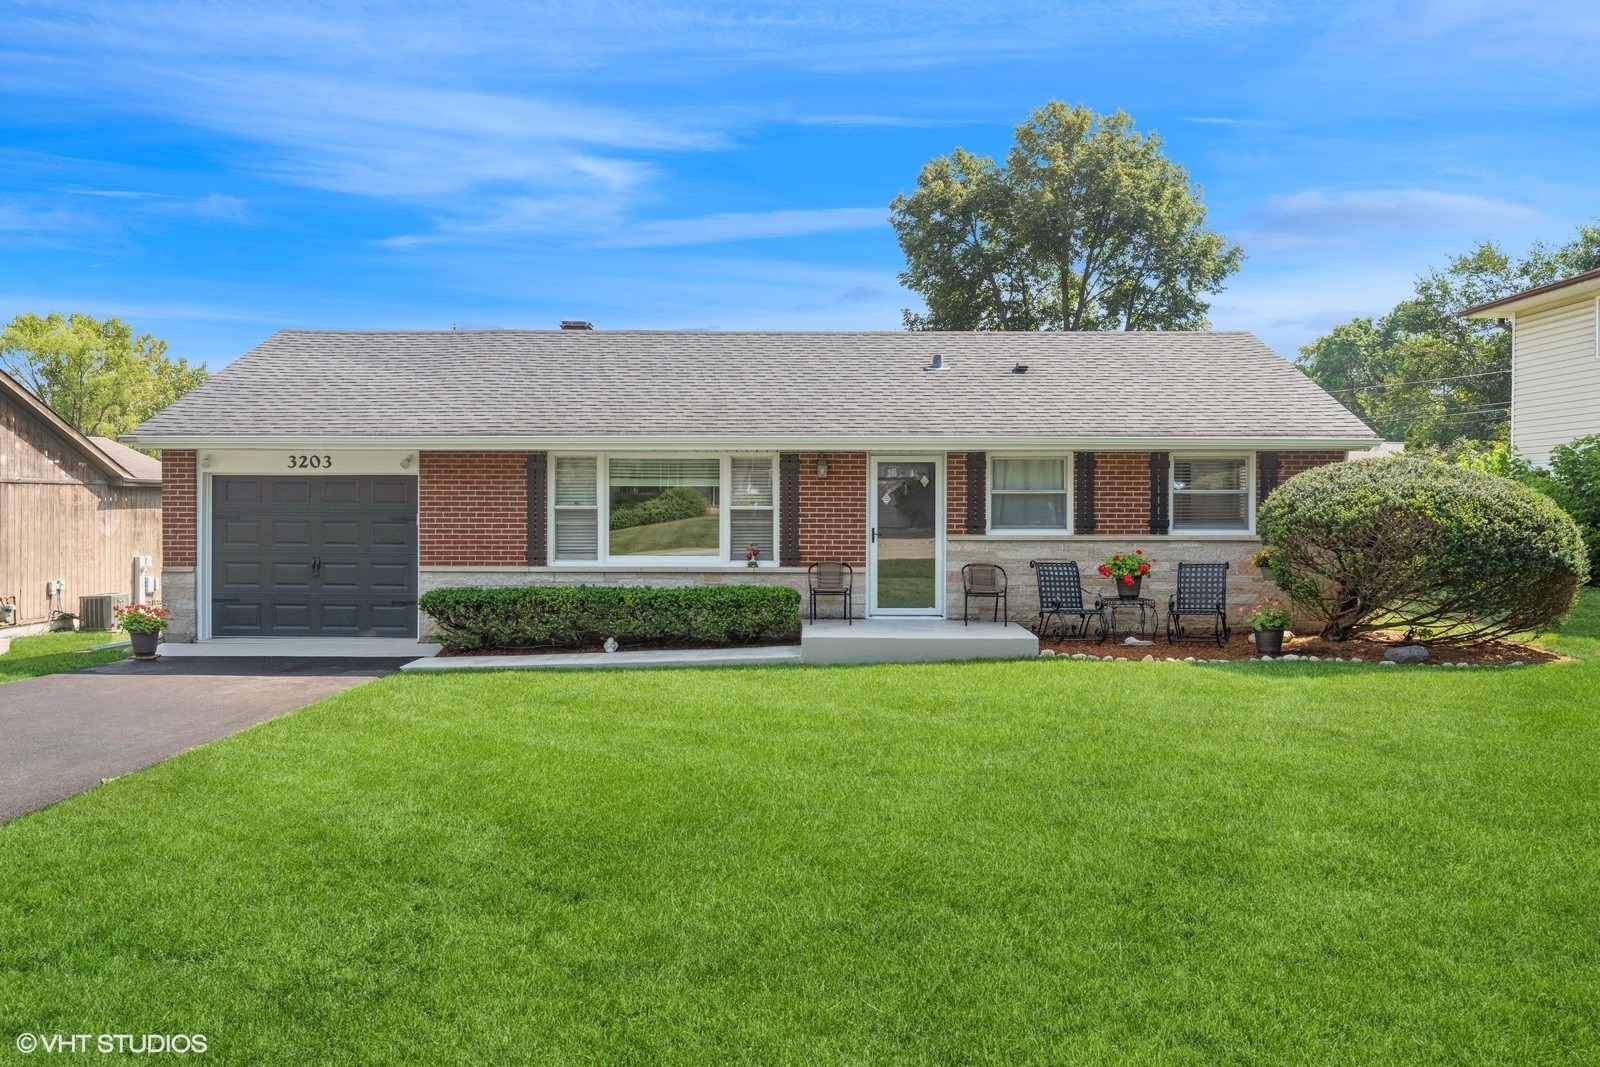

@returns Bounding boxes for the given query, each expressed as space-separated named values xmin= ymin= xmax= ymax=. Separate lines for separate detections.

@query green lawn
xmin=875 ymin=556 xmax=937 ymax=608
xmin=608 ymin=513 xmax=720 ymax=556
xmin=0 ymin=630 xmax=127 ymax=685
xmin=3 ymin=600 xmax=1600 ymax=1062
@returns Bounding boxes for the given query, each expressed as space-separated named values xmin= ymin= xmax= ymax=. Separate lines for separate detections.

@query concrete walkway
xmin=0 ymin=657 xmax=406 ymax=823
xmin=402 ymin=645 xmax=801 ymax=671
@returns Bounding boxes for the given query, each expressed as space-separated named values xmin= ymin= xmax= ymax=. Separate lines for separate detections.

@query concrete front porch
xmin=800 ymin=618 xmax=1038 ymax=665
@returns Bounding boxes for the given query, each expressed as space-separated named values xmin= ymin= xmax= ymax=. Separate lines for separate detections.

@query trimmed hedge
xmin=418 ymin=585 xmax=801 ymax=652
xmin=1257 ymin=456 xmax=1589 ymax=642
xmin=609 ymin=487 xmax=708 ymax=531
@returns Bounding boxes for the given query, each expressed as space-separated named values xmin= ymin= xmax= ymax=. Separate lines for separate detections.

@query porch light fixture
xmin=401 ymin=454 xmax=414 ymax=469
xmin=816 ymin=456 xmax=829 ymax=479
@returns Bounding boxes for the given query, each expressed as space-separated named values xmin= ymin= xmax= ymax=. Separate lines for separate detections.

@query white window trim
xmin=1169 ymin=452 xmax=1256 ymax=536
xmin=546 ymin=452 xmax=780 ymax=568
xmin=986 ymin=453 xmax=1074 ymax=536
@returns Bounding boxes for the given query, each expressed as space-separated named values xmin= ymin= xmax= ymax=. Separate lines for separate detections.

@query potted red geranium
xmin=114 ymin=602 xmax=171 ymax=660
xmin=1098 ymin=549 xmax=1152 ymax=600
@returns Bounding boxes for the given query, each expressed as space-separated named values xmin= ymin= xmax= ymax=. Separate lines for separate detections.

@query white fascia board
xmin=126 ymin=433 xmax=1382 ymax=452
xmin=1462 ymin=277 xmax=1600 ymax=320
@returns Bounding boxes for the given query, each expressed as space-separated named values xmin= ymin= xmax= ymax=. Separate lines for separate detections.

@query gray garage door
xmin=211 ymin=476 xmax=418 ymax=638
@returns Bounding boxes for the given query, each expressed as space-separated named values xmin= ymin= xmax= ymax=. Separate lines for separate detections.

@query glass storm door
xmin=868 ymin=457 xmax=942 ymax=616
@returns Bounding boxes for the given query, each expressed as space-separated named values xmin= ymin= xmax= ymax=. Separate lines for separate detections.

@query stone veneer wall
xmin=161 ymin=568 xmax=198 ymax=642
xmin=945 ymin=536 xmax=1279 ymax=630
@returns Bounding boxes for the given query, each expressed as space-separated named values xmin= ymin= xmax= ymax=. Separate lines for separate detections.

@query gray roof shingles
xmin=132 ymin=330 xmax=1375 ymax=443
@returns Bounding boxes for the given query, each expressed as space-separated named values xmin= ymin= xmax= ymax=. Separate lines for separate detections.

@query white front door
xmin=867 ymin=455 xmax=944 ymax=617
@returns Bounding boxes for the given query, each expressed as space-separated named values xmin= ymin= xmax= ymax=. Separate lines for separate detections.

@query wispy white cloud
xmin=1233 ymin=188 xmax=1545 ymax=256
xmin=601 ymin=207 xmax=887 ymax=248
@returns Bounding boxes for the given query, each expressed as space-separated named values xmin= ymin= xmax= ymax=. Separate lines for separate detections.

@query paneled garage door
xmin=211 ymin=476 xmax=418 ymax=637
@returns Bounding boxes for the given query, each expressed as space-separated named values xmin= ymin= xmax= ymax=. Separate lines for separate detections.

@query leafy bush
xmin=1543 ymin=435 xmax=1600 ymax=583
xmin=418 ymin=585 xmax=800 ymax=652
xmin=1257 ymin=457 xmax=1588 ymax=642
xmin=609 ymin=487 xmax=709 ymax=531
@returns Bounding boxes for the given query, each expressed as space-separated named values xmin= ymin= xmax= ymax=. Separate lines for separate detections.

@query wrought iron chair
xmin=1166 ymin=562 xmax=1231 ymax=646
xmin=1029 ymin=560 xmax=1106 ymax=643
xmin=807 ymin=561 xmax=853 ymax=624
xmin=961 ymin=563 xmax=1008 ymax=625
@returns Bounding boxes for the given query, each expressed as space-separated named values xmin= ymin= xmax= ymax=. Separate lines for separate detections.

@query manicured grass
xmin=608 ymin=513 xmax=720 ymax=556
xmin=2 ymin=599 xmax=1599 ymax=1062
xmin=875 ymin=556 xmax=937 ymax=608
xmin=0 ymin=630 xmax=126 ymax=685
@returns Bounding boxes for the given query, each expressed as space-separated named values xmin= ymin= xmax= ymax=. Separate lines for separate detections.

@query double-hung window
xmin=989 ymin=457 xmax=1069 ymax=531
xmin=550 ymin=454 xmax=778 ymax=565
xmin=1171 ymin=456 xmax=1251 ymax=532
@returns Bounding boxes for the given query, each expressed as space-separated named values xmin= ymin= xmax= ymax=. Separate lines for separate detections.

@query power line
xmin=1322 ymin=369 xmax=1508 ymax=396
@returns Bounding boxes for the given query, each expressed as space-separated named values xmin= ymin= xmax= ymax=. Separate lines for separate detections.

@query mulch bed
xmin=1039 ymin=629 xmax=1562 ymax=665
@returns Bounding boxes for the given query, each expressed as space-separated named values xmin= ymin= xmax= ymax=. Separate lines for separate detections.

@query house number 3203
xmin=287 ymin=454 xmax=333 ymax=469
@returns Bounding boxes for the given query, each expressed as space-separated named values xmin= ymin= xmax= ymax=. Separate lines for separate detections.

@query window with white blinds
xmin=552 ymin=456 xmax=599 ymax=560
xmin=1171 ymin=456 xmax=1250 ymax=532
xmin=548 ymin=455 xmax=779 ymax=564
xmin=729 ymin=457 xmax=775 ymax=563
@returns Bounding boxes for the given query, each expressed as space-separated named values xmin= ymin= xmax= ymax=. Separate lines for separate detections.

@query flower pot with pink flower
xmin=114 ymin=602 xmax=172 ymax=660
xmin=1098 ymin=550 xmax=1153 ymax=600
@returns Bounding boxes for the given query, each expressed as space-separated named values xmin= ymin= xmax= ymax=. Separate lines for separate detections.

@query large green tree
xmin=1298 ymin=224 xmax=1600 ymax=449
xmin=890 ymin=102 xmax=1243 ymax=332
xmin=0 ymin=312 xmax=208 ymax=439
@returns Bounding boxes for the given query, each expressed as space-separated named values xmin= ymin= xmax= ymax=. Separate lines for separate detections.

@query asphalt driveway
xmin=0 ymin=658 xmax=408 ymax=822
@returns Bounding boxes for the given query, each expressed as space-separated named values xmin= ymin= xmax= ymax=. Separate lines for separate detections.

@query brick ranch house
xmin=126 ymin=329 xmax=1378 ymax=645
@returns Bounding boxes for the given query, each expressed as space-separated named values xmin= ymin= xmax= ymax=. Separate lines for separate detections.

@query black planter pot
xmin=1116 ymin=576 xmax=1143 ymax=600
xmin=128 ymin=630 xmax=161 ymax=660
xmin=1255 ymin=627 xmax=1285 ymax=657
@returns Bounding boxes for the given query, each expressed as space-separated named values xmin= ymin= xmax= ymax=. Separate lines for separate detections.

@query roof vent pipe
xmin=924 ymin=353 xmax=943 ymax=371
xmin=560 ymin=320 xmax=595 ymax=331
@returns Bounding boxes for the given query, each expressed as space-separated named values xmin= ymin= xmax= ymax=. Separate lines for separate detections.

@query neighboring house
xmin=1462 ymin=267 xmax=1600 ymax=466
xmin=127 ymin=329 xmax=1377 ymax=645
xmin=1 ymin=370 xmax=162 ymax=633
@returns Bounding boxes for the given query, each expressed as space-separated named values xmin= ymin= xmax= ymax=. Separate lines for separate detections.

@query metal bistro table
xmin=1105 ymin=594 xmax=1158 ymax=638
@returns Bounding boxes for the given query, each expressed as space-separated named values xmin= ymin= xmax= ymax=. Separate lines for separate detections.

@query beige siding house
xmin=0 ymin=370 xmax=163 ymax=634
xmin=1463 ymin=268 xmax=1600 ymax=466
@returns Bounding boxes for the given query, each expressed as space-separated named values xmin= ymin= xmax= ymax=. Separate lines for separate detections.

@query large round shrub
xmin=1256 ymin=457 xmax=1589 ymax=642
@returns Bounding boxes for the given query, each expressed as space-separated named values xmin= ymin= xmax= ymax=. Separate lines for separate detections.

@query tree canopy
xmin=1297 ymin=223 xmax=1600 ymax=450
xmin=0 ymin=312 xmax=208 ymax=440
xmin=890 ymin=102 xmax=1242 ymax=332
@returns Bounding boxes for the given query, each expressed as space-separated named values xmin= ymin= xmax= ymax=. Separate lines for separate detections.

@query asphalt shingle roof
xmin=132 ymin=330 xmax=1375 ymax=444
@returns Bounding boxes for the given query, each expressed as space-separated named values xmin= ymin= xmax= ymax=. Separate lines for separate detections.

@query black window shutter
xmin=1257 ymin=451 xmax=1281 ymax=502
xmin=1149 ymin=452 xmax=1171 ymax=535
xmin=965 ymin=452 xmax=986 ymax=533
xmin=1073 ymin=452 xmax=1097 ymax=533
xmin=779 ymin=453 xmax=801 ymax=566
xmin=525 ymin=452 xmax=548 ymax=566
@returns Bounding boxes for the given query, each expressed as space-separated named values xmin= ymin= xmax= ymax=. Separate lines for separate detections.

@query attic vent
xmin=560 ymin=320 xmax=594 ymax=331
xmin=924 ymin=352 xmax=943 ymax=371
xmin=1012 ymin=363 xmax=1028 ymax=374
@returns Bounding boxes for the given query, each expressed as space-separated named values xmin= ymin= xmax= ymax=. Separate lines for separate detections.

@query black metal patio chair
xmin=807 ymin=561 xmax=853 ymax=624
xmin=961 ymin=563 xmax=1008 ymax=626
xmin=1165 ymin=562 xmax=1231 ymax=646
xmin=1029 ymin=559 xmax=1106 ymax=643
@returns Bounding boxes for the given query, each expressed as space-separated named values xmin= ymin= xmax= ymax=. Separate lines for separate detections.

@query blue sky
xmin=2 ymin=0 xmax=1597 ymax=369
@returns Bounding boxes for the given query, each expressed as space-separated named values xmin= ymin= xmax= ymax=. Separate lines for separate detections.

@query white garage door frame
xmin=194 ymin=449 xmax=418 ymax=642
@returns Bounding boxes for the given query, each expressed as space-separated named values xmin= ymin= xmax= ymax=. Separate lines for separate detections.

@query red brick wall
xmin=419 ymin=451 xmax=528 ymax=567
xmin=1090 ymin=452 xmax=1152 ymax=536
xmin=162 ymin=449 xmax=197 ymax=567
xmin=1275 ymin=450 xmax=1346 ymax=482
xmin=946 ymin=453 xmax=967 ymax=535
xmin=799 ymin=452 xmax=867 ymax=566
